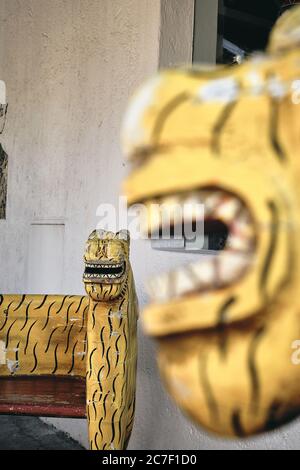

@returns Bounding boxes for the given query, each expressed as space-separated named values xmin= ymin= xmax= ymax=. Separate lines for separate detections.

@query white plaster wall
xmin=159 ymin=0 xmax=195 ymax=68
xmin=0 ymin=0 xmax=299 ymax=450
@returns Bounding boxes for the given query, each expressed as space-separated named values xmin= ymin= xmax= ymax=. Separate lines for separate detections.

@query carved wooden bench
xmin=0 ymin=229 xmax=138 ymax=450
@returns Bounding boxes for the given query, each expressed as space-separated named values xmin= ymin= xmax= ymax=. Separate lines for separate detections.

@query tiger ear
xmin=88 ymin=229 xmax=98 ymax=240
xmin=268 ymin=5 xmax=300 ymax=55
xmin=117 ymin=230 xmax=130 ymax=242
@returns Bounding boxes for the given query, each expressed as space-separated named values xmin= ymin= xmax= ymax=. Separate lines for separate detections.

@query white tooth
xmin=147 ymin=274 xmax=170 ymax=303
xmin=173 ymin=268 xmax=195 ymax=297
xmin=205 ymin=192 xmax=223 ymax=215
xmin=215 ymin=198 xmax=241 ymax=222
xmin=189 ymin=259 xmax=215 ymax=288
xmin=227 ymin=234 xmax=251 ymax=252
xmin=231 ymin=218 xmax=254 ymax=240
xmin=218 ymin=252 xmax=249 ymax=284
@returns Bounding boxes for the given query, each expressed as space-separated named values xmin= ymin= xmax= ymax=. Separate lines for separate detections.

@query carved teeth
xmin=84 ymin=272 xmax=123 ymax=280
xmin=85 ymin=263 xmax=123 ymax=269
xmin=143 ymin=188 xmax=255 ymax=303
xmin=147 ymin=252 xmax=253 ymax=303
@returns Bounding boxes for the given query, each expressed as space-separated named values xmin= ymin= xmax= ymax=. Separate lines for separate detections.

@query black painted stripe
xmin=30 ymin=343 xmax=38 ymax=373
xmin=216 ymin=296 xmax=236 ymax=357
xmin=111 ymin=408 xmax=118 ymax=444
xmin=64 ymin=323 xmax=74 ymax=354
xmin=248 ymin=326 xmax=266 ymax=413
xmin=88 ymin=347 xmax=97 ymax=379
xmin=112 ymin=373 xmax=119 ymax=399
xmin=63 ymin=302 xmax=74 ymax=332
xmin=212 ymin=101 xmax=237 ymax=155
xmin=100 ymin=326 xmax=105 ymax=358
xmin=14 ymin=294 xmax=26 ymax=312
xmin=98 ymin=418 xmax=104 ymax=439
xmin=120 ymin=379 xmax=126 ymax=408
xmin=91 ymin=303 xmax=96 ymax=330
xmin=24 ymin=320 xmax=38 ymax=354
xmin=75 ymin=296 xmax=85 ymax=314
xmin=20 ymin=301 xmax=32 ymax=331
xmin=92 ymin=388 xmax=98 ymax=420
xmin=260 ymin=201 xmax=279 ymax=299
xmin=97 ymin=365 xmax=105 ymax=393
xmin=118 ymin=406 xmax=125 ymax=445
xmin=51 ymin=344 xmax=59 ymax=374
xmin=34 ymin=295 xmax=48 ymax=310
xmin=45 ymin=327 xmax=59 ymax=353
xmin=42 ymin=301 xmax=56 ymax=331
xmin=5 ymin=319 xmax=17 ymax=348
xmin=105 ymin=346 xmax=111 ymax=379
xmin=108 ymin=309 xmax=113 ymax=336
xmin=67 ymin=341 xmax=78 ymax=374
xmin=55 ymin=295 xmax=68 ymax=315
xmin=232 ymin=409 xmax=245 ymax=437
xmin=115 ymin=334 xmax=121 ymax=368
xmin=103 ymin=392 xmax=109 ymax=419
xmin=199 ymin=353 xmax=219 ymax=422
xmin=94 ymin=432 xmax=99 ymax=450
xmin=269 ymin=98 xmax=286 ymax=162
xmin=152 ymin=92 xmax=190 ymax=143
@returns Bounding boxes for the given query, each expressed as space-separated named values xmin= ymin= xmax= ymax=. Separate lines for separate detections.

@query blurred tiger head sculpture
xmin=121 ymin=7 xmax=300 ymax=437
xmin=83 ymin=229 xmax=130 ymax=301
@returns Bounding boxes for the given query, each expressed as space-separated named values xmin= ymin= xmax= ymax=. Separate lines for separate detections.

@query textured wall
xmin=0 ymin=0 xmax=299 ymax=450
xmin=159 ymin=0 xmax=194 ymax=68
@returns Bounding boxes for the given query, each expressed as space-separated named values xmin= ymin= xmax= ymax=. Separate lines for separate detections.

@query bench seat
xmin=0 ymin=376 xmax=86 ymax=418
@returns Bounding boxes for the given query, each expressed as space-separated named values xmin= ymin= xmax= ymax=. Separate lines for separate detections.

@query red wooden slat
xmin=0 ymin=376 xmax=86 ymax=418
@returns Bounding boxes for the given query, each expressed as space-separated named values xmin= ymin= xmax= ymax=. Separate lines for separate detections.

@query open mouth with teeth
xmin=83 ymin=261 xmax=126 ymax=283
xmin=145 ymin=187 xmax=256 ymax=304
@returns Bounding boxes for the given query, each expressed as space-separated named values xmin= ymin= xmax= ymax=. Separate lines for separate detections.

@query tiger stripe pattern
xmin=83 ymin=229 xmax=138 ymax=450
xmin=0 ymin=294 xmax=88 ymax=377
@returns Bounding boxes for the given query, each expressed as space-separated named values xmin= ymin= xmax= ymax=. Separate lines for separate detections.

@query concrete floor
xmin=0 ymin=416 xmax=84 ymax=450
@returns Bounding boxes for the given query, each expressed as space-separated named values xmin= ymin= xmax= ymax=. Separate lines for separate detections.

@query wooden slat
xmin=0 ymin=376 xmax=86 ymax=418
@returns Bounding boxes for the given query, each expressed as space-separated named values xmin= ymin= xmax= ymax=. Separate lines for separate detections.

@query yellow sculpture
xmin=0 ymin=229 xmax=138 ymax=450
xmin=122 ymin=6 xmax=300 ymax=436
xmin=83 ymin=229 xmax=138 ymax=450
